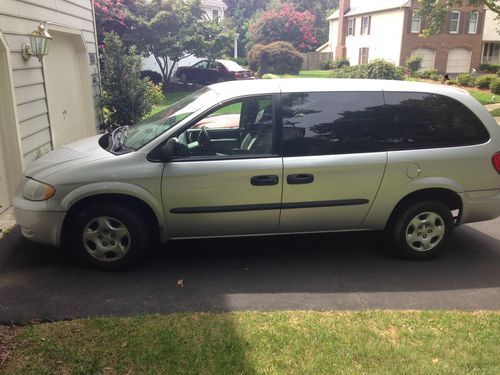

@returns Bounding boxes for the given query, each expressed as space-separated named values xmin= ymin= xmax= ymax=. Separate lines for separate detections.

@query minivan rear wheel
xmin=70 ymin=204 xmax=150 ymax=270
xmin=390 ymin=201 xmax=454 ymax=259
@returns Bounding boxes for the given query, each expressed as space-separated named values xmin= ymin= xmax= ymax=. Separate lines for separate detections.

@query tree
xmin=100 ymin=32 xmax=152 ymax=127
xmin=225 ymin=0 xmax=337 ymax=56
xmin=248 ymin=3 xmax=317 ymax=52
xmin=126 ymin=0 xmax=232 ymax=84
xmin=418 ymin=0 xmax=500 ymax=36
xmin=93 ymin=0 xmax=128 ymax=45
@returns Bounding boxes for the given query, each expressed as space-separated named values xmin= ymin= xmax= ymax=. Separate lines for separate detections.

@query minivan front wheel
xmin=390 ymin=201 xmax=454 ymax=259
xmin=70 ymin=204 xmax=150 ymax=270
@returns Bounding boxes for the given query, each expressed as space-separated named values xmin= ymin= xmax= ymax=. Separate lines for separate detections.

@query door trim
xmin=170 ymin=199 xmax=369 ymax=214
xmin=0 ymin=31 xmax=24 ymax=205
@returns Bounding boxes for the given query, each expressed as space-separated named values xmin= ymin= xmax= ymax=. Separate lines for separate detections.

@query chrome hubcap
xmin=405 ymin=211 xmax=445 ymax=252
xmin=82 ymin=217 xmax=131 ymax=262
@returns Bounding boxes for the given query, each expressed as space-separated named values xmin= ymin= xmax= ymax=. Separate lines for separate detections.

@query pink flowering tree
xmin=249 ymin=3 xmax=317 ymax=52
xmin=93 ymin=0 xmax=128 ymax=45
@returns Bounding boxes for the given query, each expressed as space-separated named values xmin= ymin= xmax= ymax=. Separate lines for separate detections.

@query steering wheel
xmin=198 ymin=125 xmax=212 ymax=147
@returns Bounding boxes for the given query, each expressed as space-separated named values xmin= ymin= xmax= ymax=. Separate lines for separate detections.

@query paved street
xmin=0 ymin=218 xmax=499 ymax=323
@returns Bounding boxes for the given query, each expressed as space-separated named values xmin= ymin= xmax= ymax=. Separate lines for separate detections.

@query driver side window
xmin=177 ymin=96 xmax=274 ymax=158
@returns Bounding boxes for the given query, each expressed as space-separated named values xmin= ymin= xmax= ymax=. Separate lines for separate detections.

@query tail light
xmin=493 ymin=152 xmax=500 ymax=174
xmin=235 ymin=72 xmax=250 ymax=79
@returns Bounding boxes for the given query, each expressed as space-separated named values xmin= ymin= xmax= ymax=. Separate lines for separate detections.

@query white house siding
xmin=481 ymin=9 xmax=500 ymax=64
xmin=345 ymin=8 xmax=405 ymax=65
xmin=0 ymin=0 xmax=99 ymax=166
xmin=482 ymin=9 xmax=499 ymax=42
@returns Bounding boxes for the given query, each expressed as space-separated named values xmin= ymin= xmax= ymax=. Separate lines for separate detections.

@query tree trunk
xmin=154 ymin=55 xmax=168 ymax=84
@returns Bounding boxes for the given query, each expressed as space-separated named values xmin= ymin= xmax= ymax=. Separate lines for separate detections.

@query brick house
xmin=0 ymin=0 xmax=100 ymax=214
xmin=319 ymin=0 xmax=486 ymax=73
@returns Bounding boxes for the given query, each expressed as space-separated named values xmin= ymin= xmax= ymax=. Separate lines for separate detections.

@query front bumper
xmin=459 ymin=189 xmax=500 ymax=224
xmin=12 ymin=195 xmax=66 ymax=247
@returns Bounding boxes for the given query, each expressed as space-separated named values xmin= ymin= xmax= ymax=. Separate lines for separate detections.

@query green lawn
xmin=490 ymin=108 xmax=500 ymax=116
xmin=467 ymin=90 xmax=500 ymax=105
xmin=297 ymin=70 xmax=331 ymax=78
xmin=149 ymin=91 xmax=191 ymax=117
xmin=2 ymin=311 xmax=499 ymax=374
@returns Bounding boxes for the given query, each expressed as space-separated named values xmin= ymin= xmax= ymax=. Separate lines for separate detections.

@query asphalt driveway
xmin=0 ymin=218 xmax=499 ymax=323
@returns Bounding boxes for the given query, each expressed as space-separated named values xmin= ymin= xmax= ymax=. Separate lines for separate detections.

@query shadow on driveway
xmin=0 ymin=222 xmax=499 ymax=323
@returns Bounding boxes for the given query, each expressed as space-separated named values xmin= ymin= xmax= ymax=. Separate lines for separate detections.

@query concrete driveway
xmin=0 ymin=218 xmax=499 ymax=323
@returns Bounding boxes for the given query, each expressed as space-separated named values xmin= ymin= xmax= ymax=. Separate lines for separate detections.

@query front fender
xmin=55 ymin=182 xmax=167 ymax=240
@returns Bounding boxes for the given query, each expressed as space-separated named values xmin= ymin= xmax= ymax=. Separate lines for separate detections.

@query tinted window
xmin=281 ymin=92 xmax=386 ymax=156
xmin=384 ymin=92 xmax=490 ymax=149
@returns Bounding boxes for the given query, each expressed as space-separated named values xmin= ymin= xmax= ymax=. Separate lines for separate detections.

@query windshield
xmin=220 ymin=60 xmax=244 ymax=71
xmin=122 ymin=87 xmax=218 ymax=150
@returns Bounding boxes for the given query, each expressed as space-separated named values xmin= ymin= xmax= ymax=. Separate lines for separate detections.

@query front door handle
xmin=251 ymin=175 xmax=279 ymax=186
xmin=287 ymin=173 xmax=314 ymax=185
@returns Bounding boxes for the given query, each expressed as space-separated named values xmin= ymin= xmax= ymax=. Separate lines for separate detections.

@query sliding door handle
xmin=251 ymin=175 xmax=279 ymax=186
xmin=287 ymin=173 xmax=314 ymax=185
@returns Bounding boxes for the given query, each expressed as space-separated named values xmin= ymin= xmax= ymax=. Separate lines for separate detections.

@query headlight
xmin=23 ymin=178 xmax=56 ymax=201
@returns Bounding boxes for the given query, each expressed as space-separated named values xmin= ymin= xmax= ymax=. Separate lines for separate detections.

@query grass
xmin=466 ymin=89 xmax=500 ymax=105
xmin=149 ymin=91 xmax=191 ymax=117
xmin=2 ymin=311 xmax=499 ymax=374
xmin=489 ymin=108 xmax=500 ymax=116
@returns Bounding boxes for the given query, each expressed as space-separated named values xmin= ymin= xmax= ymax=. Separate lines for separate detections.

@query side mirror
xmin=160 ymin=138 xmax=180 ymax=162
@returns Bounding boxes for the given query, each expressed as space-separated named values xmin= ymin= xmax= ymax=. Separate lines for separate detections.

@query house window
xmin=411 ymin=10 xmax=421 ymax=33
xmin=212 ymin=9 xmax=219 ymax=20
xmin=359 ymin=48 xmax=369 ymax=64
xmin=361 ymin=16 xmax=371 ymax=35
xmin=347 ymin=18 xmax=355 ymax=36
xmin=450 ymin=11 xmax=460 ymax=33
xmin=469 ymin=11 xmax=478 ymax=33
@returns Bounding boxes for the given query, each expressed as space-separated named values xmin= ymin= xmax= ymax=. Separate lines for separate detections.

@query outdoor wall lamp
xmin=22 ymin=22 xmax=53 ymax=62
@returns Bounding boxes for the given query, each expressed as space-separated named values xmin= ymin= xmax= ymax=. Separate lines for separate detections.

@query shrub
xmin=456 ymin=73 xmax=476 ymax=87
xmin=430 ymin=73 xmax=442 ymax=81
xmin=321 ymin=57 xmax=350 ymax=70
xmin=100 ymin=32 xmax=152 ymax=128
xmin=405 ymin=55 xmax=423 ymax=76
xmin=479 ymin=63 xmax=500 ymax=74
xmin=490 ymin=78 xmax=500 ymax=95
xmin=146 ymin=81 xmax=164 ymax=105
xmin=248 ymin=44 xmax=265 ymax=73
xmin=476 ymin=74 xmax=497 ymax=89
xmin=330 ymin=65 xmax=368 ymax=78
xmin=261 ymin=73 xmax=280 ymax=79
xmin=333 ymin=57 xmax=350 ymax=69
xmin=140 ymin=70 xmax=162 ymax=85
xmin=446 ymin=79 xmax=457 ymax=85
xmin=257 ymin=41 xmax=304 ymax=75
xmin=321 ymin=59 xmax=333 ymax=70
xmin=420 ymin=69 xmax=438 ymax=79
xmin=365 ymin=59 xmax=404 ymax=80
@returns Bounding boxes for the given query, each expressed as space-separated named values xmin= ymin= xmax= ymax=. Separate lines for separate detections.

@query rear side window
xmin=281 ymin=92 xmax=386 ymax=156
xmin=384 ymin=92 xmax=490 ymax=149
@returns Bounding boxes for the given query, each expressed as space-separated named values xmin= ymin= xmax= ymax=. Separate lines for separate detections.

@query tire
xmin=388 ymin=200 xmax=454 ymax=260
xmin=70 ymin=203 xmax=150 ymax=270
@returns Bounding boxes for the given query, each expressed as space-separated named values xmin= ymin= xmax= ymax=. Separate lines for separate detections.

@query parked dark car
xmin=175 ymin=59 xmax=253 ymax=84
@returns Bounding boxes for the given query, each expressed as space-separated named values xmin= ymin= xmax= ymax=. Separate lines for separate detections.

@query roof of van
xmin=209 ymin=78 xmax=470 ymax=99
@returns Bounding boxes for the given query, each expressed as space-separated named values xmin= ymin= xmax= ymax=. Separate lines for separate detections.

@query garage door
xmin=446 ymin=48 xmax=471 ymax=74
xmin=411 ymin=48 xmax=435 ymax=71
xmin=44 ymin=33 xmax=87 ymax=147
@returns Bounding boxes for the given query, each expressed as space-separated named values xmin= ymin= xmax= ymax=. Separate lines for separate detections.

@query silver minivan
xmin=13 ymin=79 xmax=500 ymax=270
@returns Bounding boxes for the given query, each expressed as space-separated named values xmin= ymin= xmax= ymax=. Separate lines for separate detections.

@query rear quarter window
xmin=384 ymin=92 xmax=490 ymax=149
